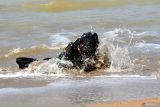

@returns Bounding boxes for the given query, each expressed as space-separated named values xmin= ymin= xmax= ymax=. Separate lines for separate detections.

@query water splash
xmin=49 ymin=33 xmax=74 ymax=46
xmin=108 ymin=44 xmax=133 ymax=72
xmin=101 ymin=28 xmax=134 ymax=72
xmin=0 ymin=29 xmax=159 ymax=78
xmin=90 ymin=26 xmax=94 ymax=34
xmin=34 ymin=58 xmax=73 ymax=75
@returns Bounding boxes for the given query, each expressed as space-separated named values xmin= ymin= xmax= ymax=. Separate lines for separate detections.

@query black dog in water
xmin=16 ymin=32 xmax=107 ymax=72
xmin=58 ymin=32 xmax=99 ymax=69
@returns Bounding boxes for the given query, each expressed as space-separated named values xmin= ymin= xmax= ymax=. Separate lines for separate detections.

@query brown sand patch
xmin=85 ymin=98 xmax=160 ymax=107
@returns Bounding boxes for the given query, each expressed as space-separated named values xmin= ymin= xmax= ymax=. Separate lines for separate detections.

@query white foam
xmin=0 ymin=71 xmax=68 ymax=79
xmin=103 ymin=28 xmax=133 ymax=38
xmin=102 ymin=28 xmax=159 ymax=44
xmin=0 ymin=70 xmax=157 ymax=79
xmin=135 ymin=43 xmax=160 ymax=49
xmin=35 ymin=59 xmax=62 ymax=74
xmin=1 ymin=29 xmax=159 ymax=78
xmin=35 ymin=58 xmax=73 ymax=75
xmin=93 ymin=74 xmax=157 ymax=79
xmin=50 ymin=33 xmax=74 ymax=46
xmin=4 ymin=48 xmax=21 ymax=57
xmin=134 ymin=31 xmax=158 ymax=37
xmin=0 ymin=44 xmax=67 ymax=59
xmin=105 ymin=28 xmax=158 ymax=37
xmin=0 ymin=58 xmax=73 ymax=78
xmin=102 ymin=28 xmax=160 ymax=73
xmin=0 ymin=72 xmax=43 ymax=78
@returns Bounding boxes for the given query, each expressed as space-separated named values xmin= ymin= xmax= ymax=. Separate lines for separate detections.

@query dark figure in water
xmin=16 ymin=32 xmax=105 ymax=72
xmin=16 ymin=57 xmax=38 ymax=69
xmin=58 ymin=32 xmax=99 ymax=70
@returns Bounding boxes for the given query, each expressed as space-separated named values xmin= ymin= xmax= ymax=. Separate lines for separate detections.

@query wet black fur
xmin=16 ymin=32 xmax=100 ymax=72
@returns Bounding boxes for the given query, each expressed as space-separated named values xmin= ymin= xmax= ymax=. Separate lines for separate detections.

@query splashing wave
xmin=0 ymin=28 xmax=160 ymax=78
xmin=0 ymin=44 xmax=66 ymax=60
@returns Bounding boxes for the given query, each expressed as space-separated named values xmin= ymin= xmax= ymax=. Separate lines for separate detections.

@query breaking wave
xmin=0 ymin=32 xmax=74 ymax=61
xmin=49 ymin=32 xmax=75 ymax=46
xmin=101 ymin=28 xmax=134 ymax=73
xmin=104 ymin=28 xmax=160 ymax=74
xmin=0 ymin=28 xmax=160 ymax=78
xmin=0 ymin=44 xmax=66 ymax=60
xmin=134 ymin=43 xmax=160 ymax=50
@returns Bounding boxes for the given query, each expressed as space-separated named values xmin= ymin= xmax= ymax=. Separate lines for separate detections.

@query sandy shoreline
xmin=0 ymin=77 xmax=160 ymax=107
xmin=0 ymin=78 xmax=50 ymax=88
xmin=85 ymin=98 xmax=160 ymax=107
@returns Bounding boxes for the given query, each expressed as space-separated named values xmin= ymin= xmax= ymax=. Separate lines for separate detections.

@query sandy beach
xmin=0 ymin=77 xmax=160 ymax=107
xmin=86 ymin=98 xmax=160 ymax=107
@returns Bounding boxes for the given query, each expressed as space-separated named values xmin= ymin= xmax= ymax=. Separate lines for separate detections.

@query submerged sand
xmin=0 ymin=78 xmax=49 ymax=88
xmin=0 ymin=77 xmax=160 ymax=107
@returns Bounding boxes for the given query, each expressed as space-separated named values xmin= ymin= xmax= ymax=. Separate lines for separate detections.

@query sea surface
xmin=0 ymin=0 xmax=160 ymax=107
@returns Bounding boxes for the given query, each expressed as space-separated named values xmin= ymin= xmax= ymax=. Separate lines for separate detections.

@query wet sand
xmin=0 ymin=77 xmax=160 ymax=107
xmin=0 ymin=78 xmax=49 ymax=88
xmin=86 ymin=98 xmax=160 ymax=107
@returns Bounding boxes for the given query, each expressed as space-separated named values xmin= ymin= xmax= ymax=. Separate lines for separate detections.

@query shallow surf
xmin=0 ymin=77 xmax=160 ymax=107
xmin=0 ymin=28 xmax=160 ymax=78
xmin=0 ymin=0 xmax=160 ymax=106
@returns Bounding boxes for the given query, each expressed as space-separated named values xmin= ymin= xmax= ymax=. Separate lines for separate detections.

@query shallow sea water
xmin=0 ymin=77 xmax=160 ymax=107
xmin=0 ymin=0 xmax=160 ymax=106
